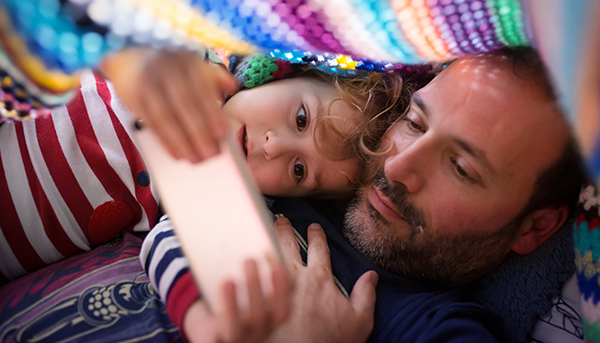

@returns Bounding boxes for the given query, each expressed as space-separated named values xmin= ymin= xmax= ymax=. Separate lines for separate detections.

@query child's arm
xmin=140 ymin=215 xmax=198 ymax=329
xmin=140 ymin=216 xmax=290 ymax=342
xmin=99 ymin=47 xmax=238 ymax=163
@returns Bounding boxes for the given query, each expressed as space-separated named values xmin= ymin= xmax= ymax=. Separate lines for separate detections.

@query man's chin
xmin=343 ymin=191 xmax=405 ymax=270
xmin=345 ymin=187 xmax=413 ymax=241
xmin=343 ymin=186 xmax=516 ymax=286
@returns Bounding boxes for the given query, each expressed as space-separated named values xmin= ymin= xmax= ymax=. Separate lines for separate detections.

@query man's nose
xmin=383 ymin=139 xmax=426 ymax=193
xmin=263 ymin=131 xmax=293 ymax=160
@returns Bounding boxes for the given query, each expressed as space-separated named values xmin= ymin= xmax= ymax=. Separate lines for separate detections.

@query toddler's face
xmin=223 ymin=77 xmax=360 ymax=197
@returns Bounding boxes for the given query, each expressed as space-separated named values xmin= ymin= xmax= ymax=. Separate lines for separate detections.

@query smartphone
xmin=133 ymin=125 xmax=283 ymax=313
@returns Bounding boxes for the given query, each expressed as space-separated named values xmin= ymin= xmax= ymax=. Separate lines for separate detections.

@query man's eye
xmin=409 ymin=119 xmax=423 ymax=131
xmin=296 ymin=106 xmax=307 ymax=131
xmin=450 ymin=157 xmax=475 ymax=182
xmin=402 ymin=116 xmax=425 ymax=132
xmin=293 ymin=159 xmax=305 ymax=182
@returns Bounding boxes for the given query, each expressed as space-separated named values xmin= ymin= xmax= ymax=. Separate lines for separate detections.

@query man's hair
xmin=523 ymin=127 xmax=586 ymax=217
xmin=498 ymin=46 xmax=587 ymax=216
xmin=498 ymin=46 xmax=558 ymax=101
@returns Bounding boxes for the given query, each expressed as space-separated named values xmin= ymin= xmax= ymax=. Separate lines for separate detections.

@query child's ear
xmin=511 ymin=205 xmax=569 ymax=255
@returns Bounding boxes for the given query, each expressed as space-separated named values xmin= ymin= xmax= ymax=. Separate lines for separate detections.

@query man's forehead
xmin=422 ymin=55 xmax=559 ymax=126
xmin=448 ymin=54 xmax=509 ymax=73
xmin=428 ymin=56 xmax=516 ymax=98
xmin=418 ymin=58 xmax=519 ymax=123
xmin=415 ymin=55 xmax=567 ymax=178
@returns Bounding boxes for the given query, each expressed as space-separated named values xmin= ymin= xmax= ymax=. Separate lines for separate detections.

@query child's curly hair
xmin=299 ymin=68 xmax=414 ymax=188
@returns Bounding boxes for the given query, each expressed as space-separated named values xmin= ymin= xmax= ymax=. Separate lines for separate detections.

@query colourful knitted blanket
xmin=2 ymin=1 xmax=599 ymax=341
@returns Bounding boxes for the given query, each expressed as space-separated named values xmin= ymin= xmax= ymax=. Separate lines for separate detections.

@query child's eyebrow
xmin=308 ymin=91 xmax=330 ymax=191
xmin=311 ymin=94 xmax=324 ymax=127
xmin=312 ymin=164 xmax=323 ymax=191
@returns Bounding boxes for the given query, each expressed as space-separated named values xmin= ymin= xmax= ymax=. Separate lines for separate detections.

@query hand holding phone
xmin=133 ymin=125 xmax=286 ymax=313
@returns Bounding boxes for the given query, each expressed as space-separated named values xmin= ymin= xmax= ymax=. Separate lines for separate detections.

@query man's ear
xmin=511 ymin=205 xmax=569 ymax=255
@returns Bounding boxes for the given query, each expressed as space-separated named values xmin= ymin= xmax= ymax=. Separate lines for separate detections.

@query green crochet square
xmin=243 ymin=55 xmax=280 ymax=88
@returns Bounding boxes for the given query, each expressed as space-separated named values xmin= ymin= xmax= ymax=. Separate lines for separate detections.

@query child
xmin=0 ymin=45 xmax=410 ymax=341
xmin=101 ymin=48 xmax=411 ymax=198
xmin=102 ymin=49 xmax=412 ymax=342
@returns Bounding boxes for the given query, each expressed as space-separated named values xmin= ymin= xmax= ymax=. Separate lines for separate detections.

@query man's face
xmin=345 ymin=55 xmax=568 ymax=285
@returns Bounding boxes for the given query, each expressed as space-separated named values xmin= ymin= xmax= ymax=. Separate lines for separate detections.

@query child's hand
xmin=100 ymin=47 xmax=239 ymax=162
xmin=183 ymin=260 xmax=290 ymax=343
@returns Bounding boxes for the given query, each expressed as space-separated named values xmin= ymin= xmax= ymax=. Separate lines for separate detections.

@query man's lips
xmin=236 ymin=126 xmax=248 ymax=158
xmin=368 ymin=186 xmax=404 ymax=222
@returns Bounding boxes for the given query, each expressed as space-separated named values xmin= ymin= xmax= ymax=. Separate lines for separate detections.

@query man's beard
xmin=344 ymin=172 xmax=523 ymax=287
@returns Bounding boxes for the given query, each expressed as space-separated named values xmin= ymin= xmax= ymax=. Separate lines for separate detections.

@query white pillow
xmin=530 ymin=273 xmax=585 ymax=342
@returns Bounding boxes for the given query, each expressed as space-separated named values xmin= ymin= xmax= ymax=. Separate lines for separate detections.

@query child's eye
xmin=293 ymin=159 xmax=305 ymax=182
xmin=296 ymin=106 xmax=308 ymax=131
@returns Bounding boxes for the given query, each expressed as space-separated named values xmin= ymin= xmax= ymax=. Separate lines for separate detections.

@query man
xmin=144 ymin=47 xmax=586 ymax=342
xmin=344 ymin=47 xmax=583 ymax=287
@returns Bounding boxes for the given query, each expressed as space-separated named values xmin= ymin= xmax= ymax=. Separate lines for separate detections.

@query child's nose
xmin=263 ymin=131 xmax=293 ymax=160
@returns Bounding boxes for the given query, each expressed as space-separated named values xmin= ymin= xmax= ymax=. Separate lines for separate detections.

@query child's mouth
xmin=237 ymin=125 xmax=248 ymax=158
xmin=242 ymin=128 xmax=248 ymax=157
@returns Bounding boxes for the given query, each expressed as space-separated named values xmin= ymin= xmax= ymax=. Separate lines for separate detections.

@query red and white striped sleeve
xmin=0 ymin=70 xmax=159 ymax=284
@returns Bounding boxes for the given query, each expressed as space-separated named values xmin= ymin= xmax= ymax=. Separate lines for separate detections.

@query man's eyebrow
xmin=452 ymin=138 xmax=497 ymax=174
xmin=412 ymin=92 xmax=429 ymax=118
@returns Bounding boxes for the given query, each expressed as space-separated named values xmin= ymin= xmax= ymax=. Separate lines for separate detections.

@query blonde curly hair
xmin=298 ymin=68 xmax=413 ymax=188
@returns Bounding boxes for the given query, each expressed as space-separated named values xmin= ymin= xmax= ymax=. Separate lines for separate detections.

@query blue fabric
xmin=269 ymin=197 xmax=506 ymax=343
xmin=473 ymin=219 xmax=575 ymax=343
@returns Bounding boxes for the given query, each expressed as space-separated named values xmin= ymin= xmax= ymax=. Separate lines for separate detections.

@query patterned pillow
xmin=530 ymin=272 xmax=585 ymax=343
xmin=0 ymin=233 xmax=182 ymax=343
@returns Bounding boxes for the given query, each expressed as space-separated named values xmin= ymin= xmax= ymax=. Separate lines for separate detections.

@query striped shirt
xmin=140 ymin=215 xmax=198 ymax=329
xmin=0 ymin=70 xmax=159 ymax=283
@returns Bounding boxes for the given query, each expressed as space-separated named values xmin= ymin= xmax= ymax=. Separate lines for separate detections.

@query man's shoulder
xmin=373 ymin=284 xmax=506 ymax=343
xmin=266 ymin=197 xmax=506 ymax=342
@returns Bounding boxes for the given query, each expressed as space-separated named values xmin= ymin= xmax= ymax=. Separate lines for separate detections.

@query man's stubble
xmin=344 ymin=172 xmax=523 ymax=286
